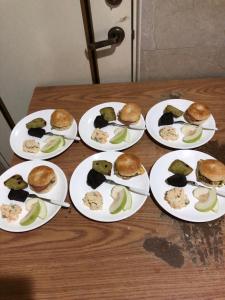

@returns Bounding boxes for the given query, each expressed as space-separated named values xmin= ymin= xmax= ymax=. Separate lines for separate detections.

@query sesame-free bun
xmin=50 ymin=109 xmax=73 ymax=130
xmin=184 ymin=103 xmax=210 ymax=125
xmin=119 ymin=103 xmax=141 ymax=124
xmin=197 ymin=159 xmax=225 ymax=187
xmin=28 ymin=165 xmax=56 ymax=193
xmin=114 ymin=153 xmax=145 ymax=178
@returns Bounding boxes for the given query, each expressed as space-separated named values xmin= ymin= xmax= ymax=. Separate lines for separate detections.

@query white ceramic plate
xmin=79 ymin=102 xmax=145 ymax=151
xmin=69 ymin=151 xmax=149 ymax=222
xmin=10 ymin=109 xmax=77 ymax=160
xmin=150 ymin=150 xmax=225 ymax=222
xmin=0 ymin=160 xmax=68 ymax=232
xmin=145 ymin=99 xmax=216 ymax=149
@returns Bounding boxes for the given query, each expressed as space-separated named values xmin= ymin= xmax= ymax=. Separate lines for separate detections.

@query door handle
xmin=88 ymin=26 xmax=125 ymax=50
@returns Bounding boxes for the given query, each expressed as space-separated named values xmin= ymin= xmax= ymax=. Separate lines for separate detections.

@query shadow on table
xmin=0 ymin=276 xmax=33 ymax=300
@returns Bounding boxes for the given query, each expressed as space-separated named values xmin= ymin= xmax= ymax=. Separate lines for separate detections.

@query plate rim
xmin=149 ymin=149 xmax=225 ymax=222
xmin=0 ymin=159 xmax=68 ymax=232
xmin=145 ymin=99 xmax=216 ymax=150
xmin=69 ymin=151 xmax=149 ymax=222
xmin=10 ymin=109 xmax=77 ymax=160
xmin=78 ymin=102 xmax=145 ymax=151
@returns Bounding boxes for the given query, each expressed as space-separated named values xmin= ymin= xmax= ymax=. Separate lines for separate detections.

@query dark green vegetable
xmin=4 ymin=175 xmax=28 ymax=190
xmin=168 ymin=160 xmax=193 ymax=176
xmin=164 ymin=105 xmax=183 ymax=118
xmin=100 ymin=107 xmax=116 ymax=122
xmin=26 ymin=118 xmax=46 ymax=129
xmin=92 ymin=160 xmax=112 ymax=175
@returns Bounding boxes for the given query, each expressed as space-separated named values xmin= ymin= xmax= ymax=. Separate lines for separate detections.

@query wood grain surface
xmin=1 ymin=78 xmax=225 ymax=300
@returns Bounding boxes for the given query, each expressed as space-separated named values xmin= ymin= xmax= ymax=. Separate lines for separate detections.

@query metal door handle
xmin=88 ymin=26 xmax=125 ymax=50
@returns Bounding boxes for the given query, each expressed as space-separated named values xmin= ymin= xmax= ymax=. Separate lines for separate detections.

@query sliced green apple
xmin=25 ymin=197 xmax=47 ymax=219
xmin=20 ymin=201 xmax=41 ymax=226
xmin=109 ymin=188 xmax=127 ymax=214
xmin=111 ymin=185 xmax=132 ymax=211
xmin=110 ymin=127 xmax=128 ymax=144
xmin=41 ymin=136 xmax=65 ymax=153
xmin=182 ymin=125 xmax=202 ymax=143
xmin=194 ymin=188 xmax=218 ymax=212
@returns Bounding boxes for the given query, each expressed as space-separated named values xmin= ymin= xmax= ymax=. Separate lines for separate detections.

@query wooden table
xmin=1 ymin=78 xmax=225 ymax=300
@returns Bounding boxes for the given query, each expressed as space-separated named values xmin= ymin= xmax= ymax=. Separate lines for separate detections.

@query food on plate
xmin=181 ymin=124 xmax=202 ymax=143
xmin=165 ymin=187 xmax=189 ymax=209
xmin=20 ymin=201 xmax=41 ymax=226
xmin=87 ymin=169 xmax=106 ymax=189
xmin=91 ymin=128 xmax=109 ymax=143
xmin=111 ymin=185 xmax=132 ymax=211
xmin=168 ymin=159 xmax=193 ymax=176
xmin=158 ymin=112 xmax=174 ymax=126
xmin=25 ymin=197 xmax=47 ymax=219
xmin=110 ymin=127 xmax=128 ymax=144
xmin=92 ymin=160 xmax=112 ymax=175
xmin=28 ymin=165 xmax=56 ymax=193
xmin=118 ymin=103 xmax=141 ymax=124
xmin=94 ymin=115 xmax=108 ymax=128
xmin=50 ymin=109 xmax=73 ymax=130
xmin=28 ymin=128 xmax=46 ymax=138
xmin=8 ymin=189 xmax=29 ymax=202
xmin=114 ymin=153 xmax=145 ymax=179
xmin=4 ymin=175 xmax=28 ymax=190
xmin=26 ymin=118 xmax=46 ymax=129
xmin=166 ymin=174 xmax=187 ymax=187
xmin=159 ymin=126 xmax=179 ymax=141
xmin=109 ymin=186 xmax=127 ymax=214
xmin=196 ymin=159 xmax=225 ymax=187
xmin=83 ymin=191 xmax=103 ymax=210
xmin=23 ymin=139 xmax=40 ymax=153
xmin=0 ymin=204 xmax=22 ymax=222
xmin=41 ymin=136 xmax=65 ymax=153
xmin=193 ymin=187 xmax=218 ymax=212
xmin=100 ymin=107 xmax=116 ymax=122
xmin=184 ymin=102 xmax=210 ymax=125
xmin=164 ymin=105 xmax=183 ymax=118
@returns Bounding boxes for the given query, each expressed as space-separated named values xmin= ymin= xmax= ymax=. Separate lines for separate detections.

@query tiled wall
xmin=139 ymin=0 xmax=225 ymax=80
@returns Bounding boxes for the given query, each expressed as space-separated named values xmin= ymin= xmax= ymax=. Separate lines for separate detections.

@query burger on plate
xmin=50 ymin=109 xmax=73 ymax=130
xmin=114 ymin=153 xmax=145 ymax=179
xmin=28 ymin=165 xmax=56 ymax=193
xmin=196 ymin=159 xmax=225 ymax=187
xmin=184 ymin=102 xmax=210 ymax=125
xmin=118 ymin=103 xmax=141 ymax=124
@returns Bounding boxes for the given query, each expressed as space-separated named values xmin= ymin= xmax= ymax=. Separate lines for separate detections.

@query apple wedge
xmin=182 ymin=125 xmax=202 ymax=143
xmin=193 ymin=187 xmax=218 ymax=212
xmin=110 ymin=187 xmax=127 ymax=214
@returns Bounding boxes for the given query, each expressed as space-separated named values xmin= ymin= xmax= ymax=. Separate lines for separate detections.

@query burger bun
xmin=184 ymin=103 xmax=210 ymax=125
xmin=50 ymin=109 xmax=73 ymax=130
xmin=28 ymin=165 xmax=56 ymax=193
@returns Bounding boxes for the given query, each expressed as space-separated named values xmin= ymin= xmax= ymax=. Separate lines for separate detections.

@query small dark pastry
xmin=4 ymin=175 xmax=28 ymax=190
xmin=28 ymin=128 xmax=46 ymax=138
xmin=26 ymin=118 xmax=46 ymax=129
xmin=87 ymin=169 xmax=106 ymax=189
xmin=94 ymin=115 xmax=108 ymax=128
xmin=158 ymin=112 xmax=174 ymax=126
xmin=92 ymin=160 xmax=112 ymax=175
xmin=166 ymin=174 xmax=187 ymax=187
xmin=100 ymin=107 xmax=116 ymax=122
xmin=8 ymin=189 xmax=29 ymax=202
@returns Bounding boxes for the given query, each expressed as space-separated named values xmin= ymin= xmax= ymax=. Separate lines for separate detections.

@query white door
xmin=0 ymin=0 xmax=134 ymax=165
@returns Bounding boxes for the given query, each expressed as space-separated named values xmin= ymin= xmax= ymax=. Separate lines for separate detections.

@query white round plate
xmin=69 ymin=151 xmax=149 ymax=222
xmin=10 ymin=109 xmax=77 ymax=160
xmin=79 ymin=102 xmax=145 ymax=151
xmin=150 ymin=150 xmax=225 ymax=222
xmin=0 ymin=160 xmax=68 ymax=232
xmin=145 ymin=99 xmax=216 ymax=149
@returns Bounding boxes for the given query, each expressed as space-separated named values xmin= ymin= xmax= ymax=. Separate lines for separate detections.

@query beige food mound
xmin=165 ymin=188 xmax=189 ymax=209
xmin=23 ymin=139 xmax=40 ymax=153
xmin=159 ymin=126 xmax=179 ymax=141
xmin=83 ymin=191 xmax=103 ymax=210
xmin=0 ymin=204 xmax=22 ymax=221
xmin=91 ymin=128 xmax=109 ymax=144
